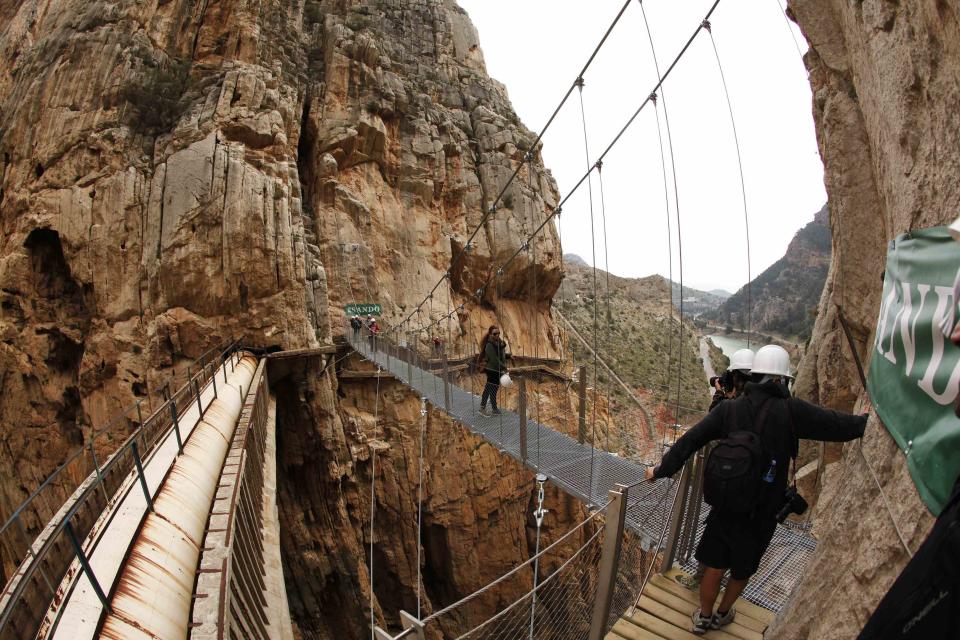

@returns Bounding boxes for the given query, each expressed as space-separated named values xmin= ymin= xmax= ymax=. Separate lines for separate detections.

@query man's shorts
xmin=694 ymin=510 xmax=777 ymax=580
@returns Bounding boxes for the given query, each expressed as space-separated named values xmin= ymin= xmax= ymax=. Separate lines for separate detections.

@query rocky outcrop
xmin=771 ymin=2 xmax=960 ymax=637
xmin=0 ymin=0 xmax=571 ymax=635
xmin=704 ymin=205 xmax=831 ymax=342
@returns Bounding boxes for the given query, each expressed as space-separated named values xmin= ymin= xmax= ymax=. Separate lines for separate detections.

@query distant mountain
xmin=709 ymin=289 xmax=732 ymax=299
xmin=563 ymin=253 xmax=588 ymax=267
xmin=556 ymin=260 xmax=712 ymax=419
xmin=703 ymin=205 xmax=831 ymax=342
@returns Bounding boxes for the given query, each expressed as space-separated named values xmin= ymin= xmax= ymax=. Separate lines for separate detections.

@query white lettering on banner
xmin=875 ymin=284 xmax=899 ymax=360
xmin=900 ymin=283 xmax=929 ymax=376
xmin=874 ymin=280 xmax=960 ymax=405
xmin=918 ymin=285 xmax=960 ymax=405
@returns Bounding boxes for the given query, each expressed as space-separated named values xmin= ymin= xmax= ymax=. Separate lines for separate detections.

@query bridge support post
xmin=442 ymin=350 xmax=451 ymax=412
xmin=166 ymin=388 xmax=184 ymax=454
xmin=577 ymin=365 xmax=587 ymax=444
xmin=193 ymin=378 xmax=205 ymax=418
xmin=588 ymin=483 xmax=629 ymax=640
xmin=65 ymin=519 xmax=112 ymax=614
xmin=131 ymin=441 xmax=154 ymax=512
xmin=661 ymin=457 xmax=694 ymax=575
xmin=519 ymin=376 xmax=528 ymax=464
xmin=211 ymin=361 xmax=218 ymax=399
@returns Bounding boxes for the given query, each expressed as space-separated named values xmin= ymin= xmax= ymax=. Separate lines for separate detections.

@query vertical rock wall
xmin=773 ymin=1 xmax=960 ymax=637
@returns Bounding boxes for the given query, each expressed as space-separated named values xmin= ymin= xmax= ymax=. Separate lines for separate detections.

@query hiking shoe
xmin=479 ymin=407 xmax=491 ymax=416
xmin=691 ymin=609 xmax=712 ymax=635
xmin=491 ymin=408 xmax=501 ymax=415
xmin=675 ymin=573 xmax=701 ymax=589
xmin=713 ymin=607 xmax=736 ymax=628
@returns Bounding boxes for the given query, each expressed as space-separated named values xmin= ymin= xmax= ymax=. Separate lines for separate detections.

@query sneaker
xmin=713 ymin=607 xmax=736 ymax=628
xmin=491 ymin=408 xmax=501 ymax=415
xmin=691 ymin=609 xmax=712 ymax=635
xmin=479 ymin=406 xmax=491 ymax=416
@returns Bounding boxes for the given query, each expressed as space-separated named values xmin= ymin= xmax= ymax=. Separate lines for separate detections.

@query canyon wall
xmin=0 ymin=0 xmax=578 ymax=635
xmin=774 ymin=1 xmax=960 ymax=637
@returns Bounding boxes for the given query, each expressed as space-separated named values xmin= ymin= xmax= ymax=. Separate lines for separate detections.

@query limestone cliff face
xmin=0 ymin=0 xmax=571 ymax=633
xmin=773 ymin=2 xmax=960 ymax=637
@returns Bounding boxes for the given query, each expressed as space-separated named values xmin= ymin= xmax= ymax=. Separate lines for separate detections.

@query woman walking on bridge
xmin=479 ymin=326 xmax=507 ymax=416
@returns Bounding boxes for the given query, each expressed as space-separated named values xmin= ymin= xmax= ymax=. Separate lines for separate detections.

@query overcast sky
xmin=457 ymin=0 xmax=823 ymax=294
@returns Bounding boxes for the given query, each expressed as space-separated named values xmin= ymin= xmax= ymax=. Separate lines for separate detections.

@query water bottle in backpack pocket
xmin=703 ymin=430 xmax=771 ymax=513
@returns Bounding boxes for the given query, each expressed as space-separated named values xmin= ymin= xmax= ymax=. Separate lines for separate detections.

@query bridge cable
xmin=576 ymin=78 xmax=601 ymax=498
xmin=650 ymin=95 xmax=675 ymax=455
xmin=596 ymin=162 xmax=614 ymax=450
xmin=704 ymin=21 xmax=753 ymax=345
xmin=639 ymin=0 xmax=690 ymax=446
xmin=771 ymin=0 xmax=805 ymax=60
xmin=392 ymin=0 xmax=635 ymax=335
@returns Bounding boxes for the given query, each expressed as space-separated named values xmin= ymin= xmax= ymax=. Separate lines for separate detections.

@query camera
xmin=775 ymin=486 xmax=809 ymax=523
xmin=719 ymin=370 xmax=735 ymax=393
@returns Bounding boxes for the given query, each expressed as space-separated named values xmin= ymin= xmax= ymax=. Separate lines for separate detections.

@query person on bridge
xmin=350 ymin=315 xmax=362 ymax=336
xmin=479 ymin=326 xmax=507 ymax=416
xmin=645 ymin=344 xmax=869 ymax=634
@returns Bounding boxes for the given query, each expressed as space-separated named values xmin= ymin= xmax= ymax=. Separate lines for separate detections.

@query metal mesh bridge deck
xmin=348 ymin=335 xmax=815 ymax=612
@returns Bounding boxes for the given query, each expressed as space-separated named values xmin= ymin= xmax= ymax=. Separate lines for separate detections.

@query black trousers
xmin=481 ymin=369 xmax=500 ymax=409
xmin=858 ymin=477 xmax=959 ymax=639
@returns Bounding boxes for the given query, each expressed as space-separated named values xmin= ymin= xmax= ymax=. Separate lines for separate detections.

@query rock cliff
xmin=771 ymin=1 xmax=960 ymax=637
xmin=0 ymin=0 xmax=574 ymax=636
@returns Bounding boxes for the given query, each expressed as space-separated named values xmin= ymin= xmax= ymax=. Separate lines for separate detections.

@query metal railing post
xmin=88 ymin=440 xmax=109 ymax=503
xmin=519 ymin=377 xmax=528 ymax=464
xmin=169 ymin=395 xmax=184 ymax=454
xmin=660 ymin=458 xmax=694 ymax=575
xmin=679 ymin=450 xmax=705 ymax=562
xmin=131 ymin=441 xmax=154 ymax=512
xmin=577 ymin=365 xmax=588 ymax=444
xmin=211 ymin=362 xmax=218 ymax=399
xmin=589 ymin=484 xmax=629 ymax=640
xmin=400 ymin=611 xmax=426 ymax=639
xmin=442 ymin=349 xmax=451 ymax=412
xmin=194 ymin=378 xmax=204 ymax=418
xmin=65 ymin=519 xmax=112 ymax=613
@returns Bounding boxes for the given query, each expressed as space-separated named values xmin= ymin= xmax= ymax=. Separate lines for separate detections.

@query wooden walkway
xmin=607 ymin=571 xmax=773 ymax=640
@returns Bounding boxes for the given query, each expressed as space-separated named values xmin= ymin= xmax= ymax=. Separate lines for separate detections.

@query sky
xmin=456 ymin=0 xmax=824 ymax=294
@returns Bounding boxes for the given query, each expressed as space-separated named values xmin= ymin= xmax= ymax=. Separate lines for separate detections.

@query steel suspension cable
xmin=415 ymin=397 xmax=427 ymax=617
xmin=596 ymin=163 xmax=614 ymax=450
xmin=705 ymin=21 xmax=753 ymax=345
xmin=576 ymin=80 xmax=601 ymax=499
xmin=770 ymin=0 xmax=805 ymax=60
xmin=639 ymin=0 xmax=690 ymax=440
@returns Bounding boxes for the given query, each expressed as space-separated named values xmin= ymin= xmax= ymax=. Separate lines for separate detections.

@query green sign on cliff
xmin=345 ymin=303 xmax=381 ymax=316
xmin=868 ymin=226 xmax=960 ymax=515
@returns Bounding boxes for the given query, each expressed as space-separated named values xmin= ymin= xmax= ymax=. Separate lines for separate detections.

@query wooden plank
xmin=635 ymin=595 xmax=759 ymax=640
xmin=625 ymin=609 xmax=703 ymax=640
xmin=611 ymin=618 xmax=669 ymax=639
xmin=338 ymin=370 xmax=395 ymax=380
xmin=267 ymin=345 xmax=338 ymax=359
xmin=651 ymin=574 xmax=774 ymax=626
xmin=643 ymin=583 xmax=767 ymax=635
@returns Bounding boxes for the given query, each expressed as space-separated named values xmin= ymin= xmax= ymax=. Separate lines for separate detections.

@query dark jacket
xmin=709 ymin=389 xmax=726 ymax=412
xmin=483 ymin=339 xmax=507 ymax=374
xmin=653 ymin=381 xmax=867 ymax=517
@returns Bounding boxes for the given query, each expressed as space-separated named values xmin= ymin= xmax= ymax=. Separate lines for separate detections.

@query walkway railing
xmin=0 ymin=340 xmax=241 ymax=640
xmin=373 ymin=482 xmax=669 ymax=640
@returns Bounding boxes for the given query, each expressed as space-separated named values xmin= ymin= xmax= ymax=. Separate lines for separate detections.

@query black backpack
xmin=703 ymin=399 xmax=772 ymax=514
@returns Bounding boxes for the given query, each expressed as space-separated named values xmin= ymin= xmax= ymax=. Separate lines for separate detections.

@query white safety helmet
xmin=751 ymin=344 xmax=793 ymax=378
xmin=728 ymin=348 xmax=755 ymax=373
xmin=950 ymin=215 xmax=960 ymax=242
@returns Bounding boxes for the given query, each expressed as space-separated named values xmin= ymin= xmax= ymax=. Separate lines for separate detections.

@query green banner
xmin=345 ymin=303 xmax=381 ymax=316
xmin=868 ymin=226 xmax=960 ymax=515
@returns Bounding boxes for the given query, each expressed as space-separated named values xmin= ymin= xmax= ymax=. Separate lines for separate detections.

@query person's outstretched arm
xmin=789 ymin=398 xmax=868 ymax=442
xmin=649 ymin=408 xmax=724 ymax=480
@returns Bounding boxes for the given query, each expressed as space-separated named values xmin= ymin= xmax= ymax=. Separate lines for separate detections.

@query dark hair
xmin=480 ymin=325 xmax=499 ymax=351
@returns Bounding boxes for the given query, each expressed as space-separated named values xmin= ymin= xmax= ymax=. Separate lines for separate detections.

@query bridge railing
xmin=191 ymin=358 xmax=272 ymax=639
xmin=0 ymin=339 xmax=241 ymax=640
xmin=370 ymin=480 xmax=677 ymax=640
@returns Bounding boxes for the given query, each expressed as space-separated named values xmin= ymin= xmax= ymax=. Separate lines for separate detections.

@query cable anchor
xmin=649 ymin=92 xmax=658 ymax=104
xmin=702 ymin=19 xmax=712 ymax=32
xmin=574 ymin=76 xmax=585 ymax=90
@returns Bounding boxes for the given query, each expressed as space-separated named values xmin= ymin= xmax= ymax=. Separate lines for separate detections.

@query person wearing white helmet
xmin=709 ymin=349 xmax=755 ymax=412
xmin=646 ymin=343 xmax=868 ymax=634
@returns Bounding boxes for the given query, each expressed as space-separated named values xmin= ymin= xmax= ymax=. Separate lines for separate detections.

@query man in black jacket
xmin=645 ymin=344 xmax=869 ymax=634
